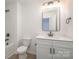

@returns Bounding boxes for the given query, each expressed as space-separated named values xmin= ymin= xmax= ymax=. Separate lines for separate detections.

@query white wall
xmin=17 ymin=1 xmax=22 ymax=41
xmin=60 ymin=0 xmax=73 ymax=38
xmin=21 ymin=1 xmax=42 ymax=54
xmin=21 ymin=0 xmax=73 ymax=54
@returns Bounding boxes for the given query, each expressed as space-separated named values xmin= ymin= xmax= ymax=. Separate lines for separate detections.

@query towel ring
xmin=66 ymin=17 xmax=71 ymax=24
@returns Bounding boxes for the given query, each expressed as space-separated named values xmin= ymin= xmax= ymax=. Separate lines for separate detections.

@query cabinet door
xmin=37 ymin=44 xmax=52 ymax=59
xmin=53 ymin=46 xmax=73 ymax=59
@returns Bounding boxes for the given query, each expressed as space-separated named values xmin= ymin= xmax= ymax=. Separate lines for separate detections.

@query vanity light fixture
xmin=41 ymin=0 xmax=60 ymax=11
xmin=42 ymin=0 xmax=60 ymax=6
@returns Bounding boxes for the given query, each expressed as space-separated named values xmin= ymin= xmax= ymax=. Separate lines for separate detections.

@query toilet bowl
xmin=17 ymin=46 xmax=27 ymax=54
xmin=17 ymin=46 xmax=28 ymax=59
xmin=17 ymin=38 xmax=31 ymax=59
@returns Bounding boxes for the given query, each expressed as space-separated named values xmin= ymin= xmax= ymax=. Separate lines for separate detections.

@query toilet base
xmin=19 ymin=53 xmax=27 ymax=59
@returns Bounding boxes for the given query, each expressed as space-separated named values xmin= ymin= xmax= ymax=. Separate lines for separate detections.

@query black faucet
xmin=48 ymin=31 xmax=53 ymax=37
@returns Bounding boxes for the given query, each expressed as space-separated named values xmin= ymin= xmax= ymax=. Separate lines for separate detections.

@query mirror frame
xmin=42 ymin=7 xmax=60 ymax=32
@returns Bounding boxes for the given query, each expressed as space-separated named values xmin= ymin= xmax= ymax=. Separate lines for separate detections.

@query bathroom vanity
xmin=36 ymin=36 xmax=73 ymax=59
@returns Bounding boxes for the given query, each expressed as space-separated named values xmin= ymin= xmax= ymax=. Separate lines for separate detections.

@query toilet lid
xmin=17 ymin=46 xmax=28 ymax=53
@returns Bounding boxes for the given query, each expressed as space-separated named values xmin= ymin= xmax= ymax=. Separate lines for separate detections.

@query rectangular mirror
xmin=42 ymin=7 xmax=60 ymax=32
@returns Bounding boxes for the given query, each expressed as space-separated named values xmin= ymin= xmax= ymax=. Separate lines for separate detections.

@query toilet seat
xmin=17 ymin=46 xmax=28 ymax=54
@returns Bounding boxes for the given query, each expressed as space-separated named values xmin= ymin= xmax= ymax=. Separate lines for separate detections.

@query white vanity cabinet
xmin=36 ymin=38 xmax=73 ymax=59
xmin=53 ymin=41 xmax=73 ymax=59
xmin=37 ymin=44 xmax=53 ymax=59
xmin=37 ymin=39 xmax=53 ymax=59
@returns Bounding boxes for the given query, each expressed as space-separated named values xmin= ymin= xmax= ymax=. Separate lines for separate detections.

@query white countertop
xmin=36 ymin=35 xmax=73 ymax=42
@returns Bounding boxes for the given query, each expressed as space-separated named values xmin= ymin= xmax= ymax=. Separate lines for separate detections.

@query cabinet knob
xmin=50 ymin=48 xmax=52 ymax=54
xmin=6 ymin=33 xmax=10 ymax=37
xmin=53 ymin=48 xmax=55 ymax=54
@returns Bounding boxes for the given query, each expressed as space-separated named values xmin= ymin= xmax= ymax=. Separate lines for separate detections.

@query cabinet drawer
xmin=53 ymin=41 xmax=73 ymax=48
xmin=37 ymin=39 xmax=53 ymax=45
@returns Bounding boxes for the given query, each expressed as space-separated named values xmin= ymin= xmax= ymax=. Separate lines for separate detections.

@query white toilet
xmin=17 ymin=38 xmax=32 ymax=59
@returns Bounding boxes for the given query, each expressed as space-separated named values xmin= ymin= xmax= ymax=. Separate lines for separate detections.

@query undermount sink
xmin=36 ymin=35 xmax=72 ymax=42
xmin=36 ymin=35 xmax=55 ymax=40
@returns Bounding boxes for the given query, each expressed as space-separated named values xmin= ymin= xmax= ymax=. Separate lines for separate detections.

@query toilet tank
xmin=22 ymin=37 xmax=32 ymax=47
